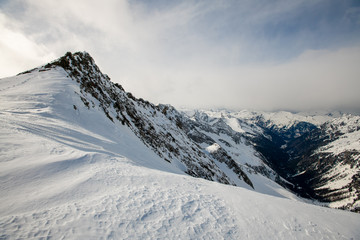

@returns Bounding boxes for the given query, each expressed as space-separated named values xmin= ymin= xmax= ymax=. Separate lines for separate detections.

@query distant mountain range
xmin=183 ymin=109 xmax=360 ymax=212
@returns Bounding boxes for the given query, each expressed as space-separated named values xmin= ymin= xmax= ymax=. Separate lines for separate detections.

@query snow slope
xmin=317 ymin=115 xmax=360 ymax=155
xmin=1 ymin=57 xmax=360 ymax=239
xmin=309 ymin=115 xmax=360 ymax=210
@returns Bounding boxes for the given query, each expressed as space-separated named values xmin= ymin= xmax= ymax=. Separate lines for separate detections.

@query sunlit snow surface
xmin=1 ymin=69 xmax=360 ymax=239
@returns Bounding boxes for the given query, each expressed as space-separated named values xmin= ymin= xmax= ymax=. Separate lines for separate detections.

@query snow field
xmin=0 ymin=154 xmax=240 ymax=239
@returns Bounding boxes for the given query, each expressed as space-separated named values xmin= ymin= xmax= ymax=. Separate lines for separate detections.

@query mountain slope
xmin=34 ymin=51 xmax=300 ymax=197
xmin=187 ymin=109 xmax=360 ymax=212
xmin=179 ymin=109 xmax=292 ymax=193
xmin=20 ymin=52 xmax=257 ymax=189
xmin=290 ymin=115 xmax=360 ymax=212
xmin=1 ymin=52 xmax=360 ymax=239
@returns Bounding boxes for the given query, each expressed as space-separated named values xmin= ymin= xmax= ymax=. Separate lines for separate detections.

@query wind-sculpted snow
xmin=1 ymin=158 xmax=242 ymax=239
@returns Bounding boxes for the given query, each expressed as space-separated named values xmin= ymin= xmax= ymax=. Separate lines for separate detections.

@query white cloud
xmin=0 ymin=0 xmax=359 ymax=112
xmin=0 ymin=13 xmax=55 ymax=77
xmin=167 ymin=46 xmax=360 ymax=111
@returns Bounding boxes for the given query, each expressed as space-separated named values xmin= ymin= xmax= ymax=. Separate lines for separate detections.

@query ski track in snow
xmin=1 ymin=67 xmax=360 ymax=239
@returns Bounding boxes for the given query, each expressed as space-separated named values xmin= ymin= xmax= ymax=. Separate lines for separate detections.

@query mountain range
xmin=0 ymin=51 xmax=359 ymax=239
xmin=184 ymin=109 xmax=360 ymax=212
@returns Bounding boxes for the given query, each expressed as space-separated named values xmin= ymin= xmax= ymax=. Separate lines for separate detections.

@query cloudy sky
xmin=1 ymin=0 xmax=360 ymax=112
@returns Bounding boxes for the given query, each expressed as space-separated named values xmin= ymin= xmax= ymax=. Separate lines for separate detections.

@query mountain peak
xmin=51 ymin=51 xmax=93 ymax=69
xmin=44 ymin=51 xmax=110 ymax=81
xmin=16 ymin=51 xmax=256 ymax=189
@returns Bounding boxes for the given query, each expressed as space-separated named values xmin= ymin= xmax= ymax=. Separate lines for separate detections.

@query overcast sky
xmin=1 ymin=0 xmax=360 ymax=112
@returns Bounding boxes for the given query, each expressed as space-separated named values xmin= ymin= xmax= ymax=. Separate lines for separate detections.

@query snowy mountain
xmin=1 ymin=51 xmax=360 ymax=239
xmin=184 ymin=109 xmax=360 ymax=212
xmin=178 ymin=109 xmax=290 ymax=190
xmin=36 ymin=52 xmax=262 ymax=190
xmin=289 ymin=114 xmax=360 ymax=211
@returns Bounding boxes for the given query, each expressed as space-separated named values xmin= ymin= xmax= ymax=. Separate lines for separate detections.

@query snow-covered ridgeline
xmin=0 ymin=56 xmax=359 ymax=238
xmin=1 ymin=52 xmax=360 ymax=239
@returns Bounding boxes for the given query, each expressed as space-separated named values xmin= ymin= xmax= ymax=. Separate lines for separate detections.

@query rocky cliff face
xmin=37 ymin=51 xmax=257 ymax=189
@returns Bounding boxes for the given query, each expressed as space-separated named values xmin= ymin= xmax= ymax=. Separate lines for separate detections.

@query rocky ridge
xmin=30 ymin=51 xmax=260 ymax=189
